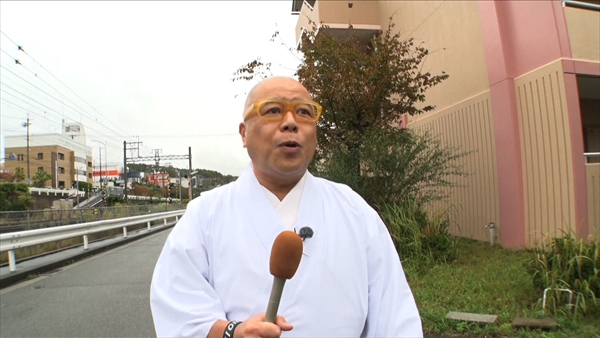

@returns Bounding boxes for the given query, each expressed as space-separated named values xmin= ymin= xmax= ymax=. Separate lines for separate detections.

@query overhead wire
xmin=0 ymin=31 xmax=137 ymax=142
xmin=0 ymin=52 xmax=136 ymax=146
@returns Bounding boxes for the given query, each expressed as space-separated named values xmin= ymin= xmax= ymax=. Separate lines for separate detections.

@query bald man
xmin=150 ymin=77 xmax=423 ymax=337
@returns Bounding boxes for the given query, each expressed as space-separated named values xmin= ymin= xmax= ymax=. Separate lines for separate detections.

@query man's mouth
xmin=279 ymin=141 xmax=300 ymax=148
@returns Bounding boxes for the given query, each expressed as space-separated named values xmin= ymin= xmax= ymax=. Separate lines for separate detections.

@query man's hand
xmin=234 ymin=313 xmax=293 ymax=338
xmin=208 ymin=314 xmax=293 ymax=338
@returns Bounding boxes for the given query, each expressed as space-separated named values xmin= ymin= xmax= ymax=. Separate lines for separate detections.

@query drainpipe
xmin=485 ymin=222 xmax=495 ymax=246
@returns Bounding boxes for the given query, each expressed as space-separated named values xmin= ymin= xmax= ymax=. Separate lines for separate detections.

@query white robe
xmin=150 ymin=166 xmax=423 ymax=337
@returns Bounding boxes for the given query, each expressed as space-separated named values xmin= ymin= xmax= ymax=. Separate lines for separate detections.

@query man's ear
xmin=239 ymin=122 xmax=247 ymax=148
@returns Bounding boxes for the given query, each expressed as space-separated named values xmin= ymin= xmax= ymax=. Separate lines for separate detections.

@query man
xmin=150 ymin=76 xmax=423 ymax=337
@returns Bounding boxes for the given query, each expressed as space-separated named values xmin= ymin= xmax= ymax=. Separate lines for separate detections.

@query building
xmin=3 ymin=121 xmax=94 ymax=189
xmin=292 ymin=0 xmax=600 ymax=248
xmin=147 ymin=172 xmax=170 ymax=188
xmin=92 ymin=164 xmax=122 ymax=186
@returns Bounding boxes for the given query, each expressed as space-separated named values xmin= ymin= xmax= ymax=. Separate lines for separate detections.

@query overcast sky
xmin=0 ymin=1 xmax=302 ymax=176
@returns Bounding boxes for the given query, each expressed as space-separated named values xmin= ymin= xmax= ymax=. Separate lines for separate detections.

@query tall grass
xmin=379 ymin=199 xmax=458 ymax=269
xmin=527 ymin=234 xmax=600 ymax=318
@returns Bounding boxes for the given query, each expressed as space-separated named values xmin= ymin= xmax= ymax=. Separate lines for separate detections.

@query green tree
xmin=233 ymin=19 xmax=463 ymax=208
xmin=78 ymin=181 xmax=92 ymax=192
xmin=32 ymin=170 xmax=52 ymax=188
xmin=0 ymin=182 xmax=34 ymax=211
xmin=14 ymin=166 xmax=25 ymax=181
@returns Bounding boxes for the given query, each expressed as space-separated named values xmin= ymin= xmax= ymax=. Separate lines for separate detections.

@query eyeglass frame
xmin=243 ymin=99 xmax=323 ymax=122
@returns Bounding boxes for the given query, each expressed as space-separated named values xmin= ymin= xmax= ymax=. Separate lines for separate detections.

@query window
xmin=88 ymin=173 xmax=93 ymax=178
xmin=58 ymin=153 xmax=65 ymax=160
xmin=37 ymin=153 xmax=43 ymax=160
xmin=58 ymin=167 xmax=65 ymax=174
xmin=88 ymin=161 xmax=92 ymax=167
xmin=17 ymin=154 xmax=24 ymax=161
xmin=38 ymin=167 xmax=44 ymax=172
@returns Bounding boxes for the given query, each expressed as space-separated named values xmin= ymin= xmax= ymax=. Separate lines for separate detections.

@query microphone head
xmin=269 ymin=231 xmax=303 ymax=279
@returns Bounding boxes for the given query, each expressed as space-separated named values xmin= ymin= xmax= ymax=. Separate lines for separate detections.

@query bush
xmin=379 ymin=199 xmax=458 ymax=269
xmin=527 ymin=234 xmax=599 ymax=317
xmin=0 ymin=182 xmax=34 ymax=211
xmin=313 ymin=128 xmax=468 ymax=209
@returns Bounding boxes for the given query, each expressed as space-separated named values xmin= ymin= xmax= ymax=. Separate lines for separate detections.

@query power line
xmin=1 ymin=53 xmax=132 ymax=141
xmin=0 ymin=31 xmax=137 ymax=142
xmin=1 ymin=86 xmax=130 ymax=149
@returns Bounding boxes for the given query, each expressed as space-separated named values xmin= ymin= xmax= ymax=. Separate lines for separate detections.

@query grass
xmin=406 ymin=238 xmax=600 ymax=338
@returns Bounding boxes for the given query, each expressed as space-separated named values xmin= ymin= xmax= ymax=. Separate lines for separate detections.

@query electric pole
xmin=21 ymin=117 xmax=31 ymax=185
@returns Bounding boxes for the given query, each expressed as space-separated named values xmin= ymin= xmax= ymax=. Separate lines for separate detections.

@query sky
xmin=0 ymin=1 xmax=302 ymax=176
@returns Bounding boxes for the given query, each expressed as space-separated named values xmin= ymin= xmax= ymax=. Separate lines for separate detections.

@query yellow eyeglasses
xmin=244 ymin=99 xmax=323 ymax=122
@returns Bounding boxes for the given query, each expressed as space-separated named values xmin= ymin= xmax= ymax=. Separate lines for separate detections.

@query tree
xmin=0 ymin=182 xmax=33 ymax=211
xmin=233 ymin=19 xmax=463 ymax=208
xmin=32 ymin=170 xmax=52 ymax=188
xmin=13 ymin=166 xmax=26 ymax=181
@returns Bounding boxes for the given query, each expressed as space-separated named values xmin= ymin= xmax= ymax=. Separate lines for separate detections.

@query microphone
xmin=265 ymin=231 xmax=303 ymax=323
xmin=297 ymin=226 xmax=313 ymax=241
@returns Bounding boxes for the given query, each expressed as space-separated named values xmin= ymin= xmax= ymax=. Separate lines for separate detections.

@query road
xmin=1 ymin=229 xmax=446 ymax=338
xmin=0 ymin=230 xmax=169 ymax=337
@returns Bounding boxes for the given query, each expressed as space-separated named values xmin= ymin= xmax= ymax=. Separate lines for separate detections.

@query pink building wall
xmin=478 ymin=0 xmax=589 ymax=248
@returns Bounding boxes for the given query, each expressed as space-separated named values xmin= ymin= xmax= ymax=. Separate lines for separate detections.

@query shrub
xmin=314 ymin=127 xmax=468 ymax=210
xmin=0 ymin=182 xmax=34 ymax=211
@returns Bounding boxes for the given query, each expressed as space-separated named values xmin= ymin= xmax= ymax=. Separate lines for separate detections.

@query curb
xmin=0 ymin=223 xmax=175 ymax=290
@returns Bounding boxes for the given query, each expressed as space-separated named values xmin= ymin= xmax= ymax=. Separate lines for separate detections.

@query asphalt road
xmin=0 ymin=228 xmax=449 ymax=338
xmin=0 ymin=229 xmax=170 ymax=338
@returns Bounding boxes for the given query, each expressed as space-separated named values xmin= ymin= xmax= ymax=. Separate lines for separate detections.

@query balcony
xmin=293 ymin=0 xmax=381 ymax=47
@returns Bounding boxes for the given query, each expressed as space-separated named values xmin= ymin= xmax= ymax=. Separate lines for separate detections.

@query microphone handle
xmin=265 ymin=276 xmax=286 ymax=323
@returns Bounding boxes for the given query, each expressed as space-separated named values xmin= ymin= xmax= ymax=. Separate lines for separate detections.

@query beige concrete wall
xmin=318 ymin=1 xmax=380 ymax=26
xmin=586 ymin=163 xmax=600 ymax=241
xmin=564 ymin=7 xmax=600 ymax=62
xmin=409 ymin=91 xmax=500 ymax=243
xmin=378 ymin=1 xmax=490 ymax=118
xmin=295 ymin=0 xmax=381 ymax=43
xmin=295 ymin=0 xmax=321 ymax=43
xmin=514 ymin=60 xmax=577 ymax=247
xmin=3 ymin=145 xmax=90 ymax=188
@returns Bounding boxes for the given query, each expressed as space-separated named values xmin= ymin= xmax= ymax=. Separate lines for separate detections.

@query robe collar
xmin=236 ymin=164 xmax=322 ymax=257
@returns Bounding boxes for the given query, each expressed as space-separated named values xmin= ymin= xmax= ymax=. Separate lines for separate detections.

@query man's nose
xmin=281 ymin=110 xmax=298 ymax=132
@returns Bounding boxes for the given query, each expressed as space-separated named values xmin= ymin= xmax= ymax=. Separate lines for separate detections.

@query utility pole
xmin=188 ymin=146 xmax=193 ymax=201
xmin=124 ymin=143 xmax=191 ymax=204
xmin=99 ymin=147 xmax=102 ymax=190
xmin=123 ymin=141 xmax=128 ymax=204
xmin=21 ymin=117 xmax=31 ymax=185
xmin=178 ymin=170 xmax=182 ymax=204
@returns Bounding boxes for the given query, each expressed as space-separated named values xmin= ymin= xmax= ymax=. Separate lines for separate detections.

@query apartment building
xmin=3 ymin=121 xmax=94 ymax=189
xmin=292 ymin=0 xmax=600 ymax=248
xmin=147 ymin=172 xmax=170 ymax=188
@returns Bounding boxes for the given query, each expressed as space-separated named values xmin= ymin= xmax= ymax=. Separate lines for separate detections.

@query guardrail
xmin=562 ymin=0 xmax=600 ymax=11
xmin=29 ymin=187 xmax=84 ymax=197
xmin=0 ymin=204 xmax=185 ymax=232
xmin=0 ymin=209 xmax=185 ymax=272
xmin=585 ymin=152 xmax=600 ymax=164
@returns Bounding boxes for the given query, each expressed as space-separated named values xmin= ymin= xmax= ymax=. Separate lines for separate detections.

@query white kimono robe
xmin=150 ymin=166 xmax=423 ymax=337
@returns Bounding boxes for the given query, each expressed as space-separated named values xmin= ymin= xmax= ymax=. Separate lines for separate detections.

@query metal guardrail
xmin=0 ymin=204 xmax=184 ymax=232
xmin=562 ymin=0 xmax=600 ymax=11
xmin=584 ymin=152 xmax=600 ymax=164
xmin=0 ymin=209 xmax=185 ymax=272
